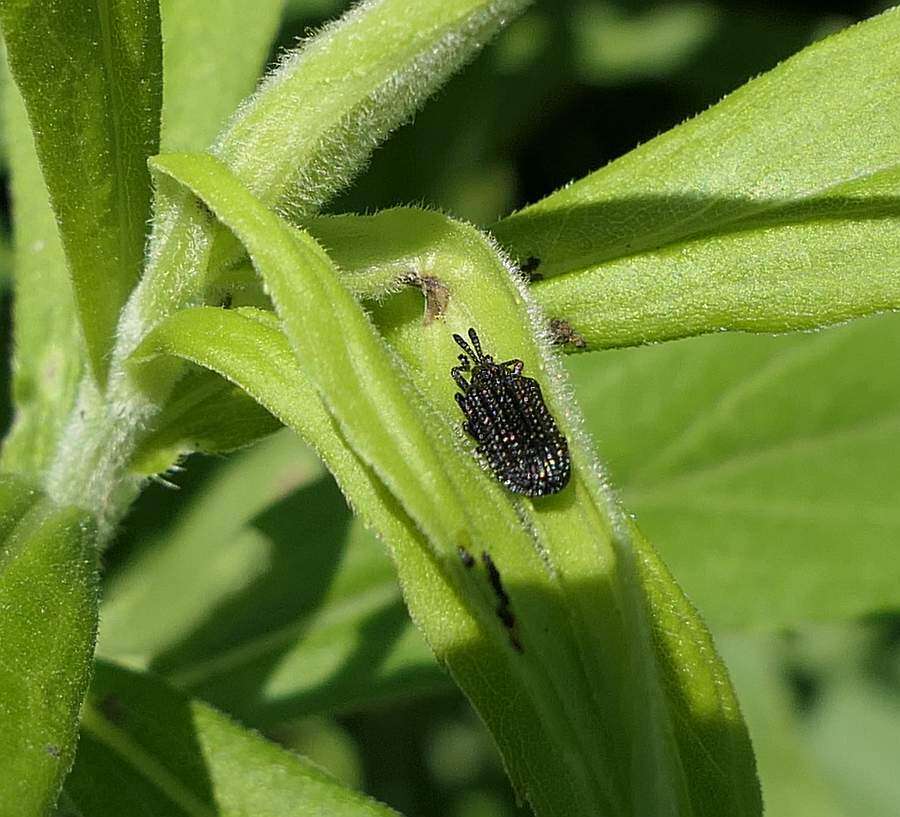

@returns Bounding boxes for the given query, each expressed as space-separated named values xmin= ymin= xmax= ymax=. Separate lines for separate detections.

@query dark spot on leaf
xmin=98 ymin=693 xmax=126 ymax=725
xmin=45 ymin=744 xmax=61 ymax=759
xmin=481 ymin=551 xmax=523 ymax=653
xmin=481 ymin=551 xmax=510 ymax=608
xmin=520 ymin=256 xmax=542 ymax=282
xmin=496 ymin=605 xmax=516 ymax=630
xmin=457 ymin=545 xmax=476 ymax=568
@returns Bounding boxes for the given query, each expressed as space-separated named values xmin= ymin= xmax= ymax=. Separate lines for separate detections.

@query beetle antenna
xmin=453 ymin=332 xmax=476 ymax=360
xmin=467 ymin=328 xmax=484 ymax=360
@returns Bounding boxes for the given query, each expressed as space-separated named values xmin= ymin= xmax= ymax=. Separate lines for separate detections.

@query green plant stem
xmin=41 ymin=0 xmax=529 ymax=537
xmin=128 ymin=159 xmax=760 ymax=815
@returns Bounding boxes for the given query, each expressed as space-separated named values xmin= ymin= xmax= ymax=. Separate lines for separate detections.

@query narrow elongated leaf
xmin=138 ymin=157 xmax=761 ymax=816
xmin=0 ymin=0 xmax=162 ymax=382
xmin=0 ymin=67 xmax=82 ymax=477
xmin=568 ymin=311 xmax=900 ymax=629
xmin=101 ymin=432 xmax=445 ymax=721
xmin=212 ymin=0 xmax=530 ymax=216
xmin=132 ymin=246 xmax=613 ymax=815
xmin=129 ymin=366 xmax=283 ymax=475
xmin=63 ymin=661 xmax=400 ymax=817
xmin=303 ymin=210 xmax=900 ymax=630
xmin=114 ymin=0 xmax=531 ymax=423
xmin=0 ymin=480 xmax=98 ymax=817
xmin=160 ymin=0 xmax=285 ymax=152
xmin=493 ymin=9 xmax=900 ymax=349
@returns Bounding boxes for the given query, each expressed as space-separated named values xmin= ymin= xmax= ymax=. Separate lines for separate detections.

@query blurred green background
xmin=3 ymin=1 xmax=899 ymax=815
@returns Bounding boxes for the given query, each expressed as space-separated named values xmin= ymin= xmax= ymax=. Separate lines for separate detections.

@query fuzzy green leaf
xmin=0 ymin=0 xmax=162 ymax=383
xmin=160 ymin=0 xmax=286 ymax=152
xmin=0 ymin=67 xmax=82 ymax=478
xmin=126 ymin=304 xmax=467 ymax=714
xmin=0 ymin=473 xmax=40 ymax=538
xmin=129 ymin=366 xmax=283 ymax=475
xmin=568 ymin=311 xmax=900 ymax=630
xmin=493 ymin=9 xmax=900 ymax=349
xmin=211 ymin=0 xmax=531 ymax=216
xmin=118 ymin=0 xmax=531 ymax=382
xmin=136 ymin=158 xmax=761 ymax=816
xmin=308 ymin=209 xmax=900 ymax=630
xmin=0 ymin=477 xmax=98 ymax=817
xmin=63 ymin=660 xmax=400 ymax=817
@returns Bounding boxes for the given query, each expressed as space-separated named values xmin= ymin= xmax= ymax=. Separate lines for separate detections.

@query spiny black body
xmin=451 ymin=328 xmax=571 ymax=497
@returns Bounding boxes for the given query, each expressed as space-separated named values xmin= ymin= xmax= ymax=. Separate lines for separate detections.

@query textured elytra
xmin=451 ymin=328 xmax=571 ymax=497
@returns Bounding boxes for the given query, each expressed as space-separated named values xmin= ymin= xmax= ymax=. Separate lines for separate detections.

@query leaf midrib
xmin=540 ymin=164 xmax=900 ymax=281
xmin=80 ymin=705 xmax=216 ymax=817
xmin=164 ymin=580 xmax=402 ymax=688
xmin=626 ymin=411 xmax=900 ymax=507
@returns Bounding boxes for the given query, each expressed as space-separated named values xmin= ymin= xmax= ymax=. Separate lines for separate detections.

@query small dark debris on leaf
xmin=549 ymin=318 xmax=586 ymax=350
xmin=45 ymin=744 xmax=61 ymax=759
xmin=520 ymin=256 xmax=542 ymax=282
xmin=195 ymin=197 xmax=214 ymax=221
xmin=401 ymin=271 xmax=450 ymax=323
xmin=481 ymin=551 xmax=523 ymax=652
xmin=496 ymin=604 xmax=516 ymax=630
xmin=457 ymin=544 xmax=476 ymax=568
xmin=482 ymin=551 xmax=510 ymax=607
xmin=98 ymin=693 xmax=126 ymax=725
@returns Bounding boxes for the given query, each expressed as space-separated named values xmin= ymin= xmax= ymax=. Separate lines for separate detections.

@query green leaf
xmin=0 ymin=477 xmax=98 ymax=817
xmin=41 ymin=0 xmax=530 ymax=521
xmin=63 ymin=660 xmax=401 ymax=817
xmin=160 ymin=0 xmax=286 ymax=152
xmin=0 ymin=473 xmax=40 ymax=538
xmin=718 ymin=634 xmax=847 ymax=817
xmin=129 ymin=366 xmax=283 ymax=475
xmin=136 ymin=158 xmax=761 ymax=816
xmin=211 ymin=0 xmax=531 ymax=216
xmin=567 ymin=311 xmax=900 ymax=629
xmin=113 ymin=0 xmax=531 ymax=394
xmin=801 ymin=660 xmax=900 ymax=817
xmin=0 ymin=0 xmax=162 ymax=383
xmin=101 ymin=431 xmax=445 ymax=722
xmin=0 ymin=66 xmax=82 ymax=478
xmin=493 ymin=9 xmax=900 ymax=349
xmin=101 ymin=432 xmax=323 ymax=666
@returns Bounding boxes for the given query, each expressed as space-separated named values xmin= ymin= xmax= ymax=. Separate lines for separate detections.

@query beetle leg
xmin=501 ymin=358 xmax=524 ymax=374
xmin=452 ymin=367 xmax=470 ymax=391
